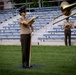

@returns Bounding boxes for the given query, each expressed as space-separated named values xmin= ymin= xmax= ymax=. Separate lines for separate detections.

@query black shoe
xmin=69 ymin=44 xmax=71 ymax=46
xmin=65 ymin=44 xmax=67 ymax=46
xmin=22 ymin=65 xmax=32 ymax=68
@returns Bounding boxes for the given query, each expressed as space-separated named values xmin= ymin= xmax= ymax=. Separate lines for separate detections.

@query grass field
xmin=0 ymin=45 xmax=76 ymax=75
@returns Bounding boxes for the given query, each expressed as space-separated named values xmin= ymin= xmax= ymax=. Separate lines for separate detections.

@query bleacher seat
xmin=0 ymin=6 xmax=76 ymax=45
xmin=0 ymin=8 xmax=18 ymax=23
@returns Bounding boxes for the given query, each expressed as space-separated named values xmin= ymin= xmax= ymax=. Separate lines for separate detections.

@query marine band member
xmin=18 ymin=8 xmax=35 ymax=68
xmin=62 ymin=17 xmax=73 ymax=46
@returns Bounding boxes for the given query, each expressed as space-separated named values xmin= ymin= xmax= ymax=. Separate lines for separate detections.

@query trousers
xmin=64 ymin=30 xmax=71 ymax=46
xmin=20 ymin=34 xmax=31 ymax=66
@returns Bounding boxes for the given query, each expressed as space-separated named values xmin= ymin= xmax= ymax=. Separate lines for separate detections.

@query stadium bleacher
xmin=0 ymin=7 xmax=76 ymax=45
xmin=0 ymin=9 xmax=18 ymax=23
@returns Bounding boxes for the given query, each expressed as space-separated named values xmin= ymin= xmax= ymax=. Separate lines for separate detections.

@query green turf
xmin=0 ymin=45 xmax=76 ymax=75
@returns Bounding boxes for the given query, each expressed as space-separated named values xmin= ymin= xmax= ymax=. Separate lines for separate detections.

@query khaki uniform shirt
xmin=62 ymin=21 xmax=72 ymax=30
xmin=18 ymin=16 xmax=31 ymax=34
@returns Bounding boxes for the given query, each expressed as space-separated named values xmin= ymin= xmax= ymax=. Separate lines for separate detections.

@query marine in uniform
xmin=62 ymin=17 xmax=73 ymax=46
xmin=18 ymin=8 xmax=34 ymax=68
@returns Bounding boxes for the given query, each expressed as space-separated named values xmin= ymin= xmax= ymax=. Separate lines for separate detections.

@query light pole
xmin=39 ymin=0 xmax=41 ymax=8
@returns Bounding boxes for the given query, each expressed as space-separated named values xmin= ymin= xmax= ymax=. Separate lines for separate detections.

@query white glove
xmin=32 ymin=16 xmax=38 ymax=20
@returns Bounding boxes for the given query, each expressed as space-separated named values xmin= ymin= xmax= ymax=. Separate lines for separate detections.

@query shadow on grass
xmin=15 ymin=64 xmax=45 ymax=69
